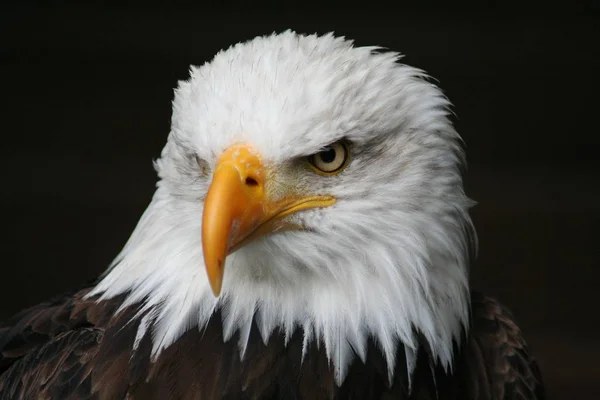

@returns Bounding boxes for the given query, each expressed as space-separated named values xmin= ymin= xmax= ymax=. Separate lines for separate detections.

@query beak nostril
xmin=245 ymin=177 xmax=259 ymax=187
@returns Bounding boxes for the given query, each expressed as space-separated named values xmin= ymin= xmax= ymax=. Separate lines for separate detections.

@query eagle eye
xmin=308 ymin=141 xmax=349 ymax=175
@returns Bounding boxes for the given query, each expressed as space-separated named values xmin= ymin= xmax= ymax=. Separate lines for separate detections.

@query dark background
xmin=1 ymin=1 xmax=599 ymax=398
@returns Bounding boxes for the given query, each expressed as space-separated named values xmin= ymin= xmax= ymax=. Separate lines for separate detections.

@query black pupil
xmin=319 ymin=147 xmax=336 ymax=163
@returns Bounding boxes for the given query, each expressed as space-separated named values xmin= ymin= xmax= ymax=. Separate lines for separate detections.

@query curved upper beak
xmin=201 ymin=144 xmax=335 ymax=296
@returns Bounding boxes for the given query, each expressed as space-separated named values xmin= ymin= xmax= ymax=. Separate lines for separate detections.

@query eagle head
xmin=89 ymin=30 xmax=475 ymax=384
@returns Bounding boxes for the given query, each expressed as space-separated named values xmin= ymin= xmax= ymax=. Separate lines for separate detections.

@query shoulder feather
xmin=461 ymin=292 xmax=545 ymax=400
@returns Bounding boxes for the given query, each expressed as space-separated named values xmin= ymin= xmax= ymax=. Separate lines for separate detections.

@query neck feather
xmin=88 ymin=189 xmax=472 ymax=386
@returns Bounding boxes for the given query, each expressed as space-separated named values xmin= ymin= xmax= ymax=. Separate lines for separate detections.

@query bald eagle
xmin=0 ymin=31 xmax=544 ymax=399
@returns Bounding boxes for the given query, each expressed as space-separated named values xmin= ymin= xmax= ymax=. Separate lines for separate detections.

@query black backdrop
xmin=1 ymin=1 xmax=599 ymax=398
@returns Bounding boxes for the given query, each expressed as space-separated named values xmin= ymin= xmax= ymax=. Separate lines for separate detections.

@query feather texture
xmin=0 ymin=289 xmax=544 ymax=399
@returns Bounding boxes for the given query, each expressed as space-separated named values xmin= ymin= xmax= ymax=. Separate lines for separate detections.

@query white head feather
xmin=88 ymin=30 xmax=475 ymax=385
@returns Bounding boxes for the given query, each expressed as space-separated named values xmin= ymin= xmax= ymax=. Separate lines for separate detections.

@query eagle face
xmin=90 ymin=31 xmax=474 ymax=384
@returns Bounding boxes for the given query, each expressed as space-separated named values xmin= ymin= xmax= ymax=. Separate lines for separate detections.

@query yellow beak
xmin=201 ymin=144 xmax=335 ymax=296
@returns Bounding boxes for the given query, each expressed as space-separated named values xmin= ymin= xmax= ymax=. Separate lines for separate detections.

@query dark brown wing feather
xmin=0 ymin=292 xmax=416 ymax=400
xmin=458 ymin=292 xmax=546 ymax=400
xmin=0 ymin=287 xmax=127 ymax=399
xmin=0 ymin=287 xmax=544 ymax=399
xmin=0 ymin=328 xmax=102 ymax=399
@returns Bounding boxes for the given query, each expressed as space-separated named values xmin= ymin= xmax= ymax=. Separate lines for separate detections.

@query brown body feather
xmin=0 ymin=289 xmax=544 ymax=399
